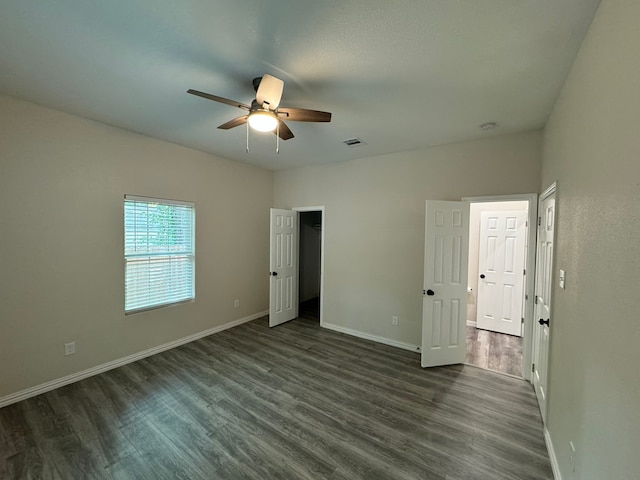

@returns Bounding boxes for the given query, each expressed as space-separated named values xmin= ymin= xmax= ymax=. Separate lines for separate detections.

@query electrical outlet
xmin=570 ymin=441 xmax=576 ymax=473
xmin=392 ymin=316 xmax=399 ymax=326
xmin=64 ymin=342 xmax=76 ymax=356
xmin=234 ymin=299 xmax=240 ymax=308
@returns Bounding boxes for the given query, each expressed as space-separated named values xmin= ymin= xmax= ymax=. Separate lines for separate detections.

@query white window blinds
xmin=124 ymin=195 xmax=195 ymax=313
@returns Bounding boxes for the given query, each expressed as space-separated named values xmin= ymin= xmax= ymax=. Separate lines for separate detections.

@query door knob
xmin=538 ymin=318 xmax=550 ymax=326
xmin=270 ymin=272 xmax=278 ymax=276
xmin=480 ymin=274 xmax=485 ymax=279
xmin=426 ymin=289 xmax=435 ymax=296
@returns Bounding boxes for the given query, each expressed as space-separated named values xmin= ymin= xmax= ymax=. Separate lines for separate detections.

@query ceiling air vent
xmin=343 ymin=137 xmax=366 ymax=147
xmin=479 ymin=122 xmax=497 ymax=131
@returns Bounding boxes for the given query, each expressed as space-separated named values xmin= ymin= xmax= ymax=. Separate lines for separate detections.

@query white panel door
xmin=269 ymin=209 xmax=298 ymax=327
xmin=422 ymin=201 xmax=470 ymax=368
xmin=477 ymin=210 xmax=527 ymax=336
xmin=532 ymin=191 xmax=555 ymax=421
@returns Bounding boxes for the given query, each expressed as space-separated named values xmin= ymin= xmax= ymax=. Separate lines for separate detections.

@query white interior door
xmin=476 ymin=210 xmax=527 ymax=336
xmin=532 ymin=189 xmax=555 ymax=420
xmin=422 ymin=201 xmax=470 ymax=368
xmin=269 ymin=208 xmax=298 ymax=327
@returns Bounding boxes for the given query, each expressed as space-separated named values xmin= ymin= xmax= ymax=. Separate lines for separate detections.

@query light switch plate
xmin=559 ymin=269 xmax=566 ymax=289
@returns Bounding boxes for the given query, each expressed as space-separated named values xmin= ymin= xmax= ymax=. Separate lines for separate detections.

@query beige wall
xmin=0 ymin=95 xmax=272 ymax=399
xmin=541 ymin=0 xmax=640 ymax=478
xmin=274 ymin=131 xmax=541 ymax=347
xmin=467 ymin=201 xmax=529 ymax=323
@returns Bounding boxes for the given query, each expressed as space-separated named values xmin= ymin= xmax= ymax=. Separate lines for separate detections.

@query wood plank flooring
xmin=465 ymin=326 xmax=524 ymax=377
xmin=0 ymin=315 xmax=551 ymax=479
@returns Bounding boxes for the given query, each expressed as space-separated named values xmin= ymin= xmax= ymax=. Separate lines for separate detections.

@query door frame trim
xmin=293 ymin=206 xmax=325 ymax=327
xmin=463 ymin=193 xmax=538 ymax=381
xmin=540 ymin=182 xmax=557 ymax=202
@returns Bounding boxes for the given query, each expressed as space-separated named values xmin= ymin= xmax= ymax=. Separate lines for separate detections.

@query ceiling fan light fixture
xmin=248 ymin=110 xmax=278 ymax=132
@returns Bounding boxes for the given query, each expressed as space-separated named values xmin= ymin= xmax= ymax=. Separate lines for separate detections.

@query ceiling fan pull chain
xmin=246 ymin=121 xmax=250 ymax=153
xmin=276 ymin=122 xmax=280 ymax=154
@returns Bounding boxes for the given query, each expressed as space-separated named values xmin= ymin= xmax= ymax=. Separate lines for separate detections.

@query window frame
xmin=124 ymin=194 xmax=196 ymax=315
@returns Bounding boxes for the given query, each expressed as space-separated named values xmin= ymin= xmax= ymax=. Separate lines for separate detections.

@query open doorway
xmin=297 ymin=209 xmax=323 ymax=323
xmin=462 ymin=196 xmax=537 ymax=378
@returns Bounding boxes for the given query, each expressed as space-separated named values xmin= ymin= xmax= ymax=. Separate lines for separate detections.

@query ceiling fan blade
xmin=218 ymin=115 xmax=249 ymax=130
xmin=275 ymin=120 xmax=294 ymax=140
xmin=187 ymin=89 xmax=250 ymax=111
xmin=277 ymin=107 xmax=331 ymax=122
xmin=256 ymin=74 xmax=284 ymax=110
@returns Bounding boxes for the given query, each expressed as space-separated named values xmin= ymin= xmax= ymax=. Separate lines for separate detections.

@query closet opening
xmin=298 ymin=210 xmax=322 ymax=322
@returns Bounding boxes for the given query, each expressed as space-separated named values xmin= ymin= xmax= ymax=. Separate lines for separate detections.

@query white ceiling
xmin=0 ymin=0 xmax=600 ymax=171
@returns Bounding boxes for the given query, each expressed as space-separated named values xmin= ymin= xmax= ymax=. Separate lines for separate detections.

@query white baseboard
xmin=466 ymin=320 xmax=477 ymax=327
xmin=545 ymin=427 xmax=562 ymax=480
xmin=0 ymin=310 xmax=268 ymax=409
xmin=322 ymin=322 xmax=420 ymax=353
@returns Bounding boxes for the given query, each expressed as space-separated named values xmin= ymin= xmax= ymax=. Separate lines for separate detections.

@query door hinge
xmin=521 ymin=317 xmax=525 ymax=324
xmin=538 ymin=216 xmax=542 ymax=226
xmin=525 ymin=294 xmax=529 ymax=300
xmin=523 ymin=269 xmax=526 ymax=275
xmin=532 ymin=363 xmax=535 ymax=373
xmin=535 ymin=295 xmax=538 ymax=303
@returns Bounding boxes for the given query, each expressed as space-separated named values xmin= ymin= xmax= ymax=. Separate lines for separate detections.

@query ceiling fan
xmin=187 ymin=74 xmax=331 ymax=142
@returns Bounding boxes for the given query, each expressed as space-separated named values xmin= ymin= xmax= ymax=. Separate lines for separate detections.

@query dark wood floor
xmin=465 ymin=326 xmax=524 ymax=377
xmin=0 ymin=313 xmax=551 ymax=479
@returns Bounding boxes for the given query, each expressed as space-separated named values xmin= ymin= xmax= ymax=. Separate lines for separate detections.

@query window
xmin=124 ymin=195 xmax=195 ymax=313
